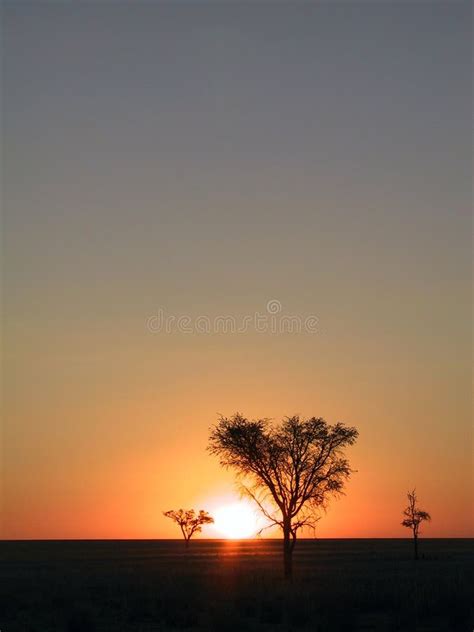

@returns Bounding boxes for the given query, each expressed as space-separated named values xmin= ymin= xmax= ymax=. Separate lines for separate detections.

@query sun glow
xmin=213 ymin=502 xmax=260 ymax=539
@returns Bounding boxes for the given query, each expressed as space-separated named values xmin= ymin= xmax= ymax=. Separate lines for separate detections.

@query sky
xmin=1 ymin=1 xmax=472 ymax=539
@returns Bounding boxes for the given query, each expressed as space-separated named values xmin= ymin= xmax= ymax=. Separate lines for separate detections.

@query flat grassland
xmin=1 ymin=539 xmax=472 ymax=631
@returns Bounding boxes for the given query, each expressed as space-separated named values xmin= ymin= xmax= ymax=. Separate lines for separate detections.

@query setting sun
xmin=213 ymin=502 xmax=260 ymax=539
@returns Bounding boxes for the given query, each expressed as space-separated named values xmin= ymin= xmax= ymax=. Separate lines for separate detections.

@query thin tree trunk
xmin=413 ymin=533 xmax=418 ymax=560
xmin=283 ymin=522 xmax=293 ymax=580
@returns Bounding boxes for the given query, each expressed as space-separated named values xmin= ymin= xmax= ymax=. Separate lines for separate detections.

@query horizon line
xmin=1 ymin=536 xmax=472 ymax=542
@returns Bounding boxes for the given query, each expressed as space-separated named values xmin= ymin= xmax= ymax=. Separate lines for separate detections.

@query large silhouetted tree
xmin=208 ymin=414 xmax=358 ymax=579
xmin=402 ymin=489 xmax=431 ymax=560
xmin=163 ymin=509 xmax=214 ymax=548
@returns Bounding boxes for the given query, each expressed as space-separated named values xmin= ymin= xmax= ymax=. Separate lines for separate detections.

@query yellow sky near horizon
xmin=3 ymin=325 xmax=472 ymax=538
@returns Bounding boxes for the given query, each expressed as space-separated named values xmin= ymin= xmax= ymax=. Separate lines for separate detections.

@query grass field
xmin=1 ymin=539 xmax=472 ymax=631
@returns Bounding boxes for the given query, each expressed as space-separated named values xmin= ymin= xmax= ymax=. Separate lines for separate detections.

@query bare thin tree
xmin=402 ymin=489 xmax=431 ymax=560
xmin=163 ymin=509 xmax=214 ymax=548
xmin=208 ymin=414 xmax=358 ymax=579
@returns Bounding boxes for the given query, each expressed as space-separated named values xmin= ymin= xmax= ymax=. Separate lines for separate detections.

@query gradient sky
xmin=2 ymin=2 xmax=472 ymax=539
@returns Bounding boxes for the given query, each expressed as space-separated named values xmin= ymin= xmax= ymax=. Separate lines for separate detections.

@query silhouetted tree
xmin=208 ymin=414 xmax=358 ymax=579
xmin=163 ymin=509 xmax=214 ymax=548
xmin=402 ymin=489 xmax=431 ymax=560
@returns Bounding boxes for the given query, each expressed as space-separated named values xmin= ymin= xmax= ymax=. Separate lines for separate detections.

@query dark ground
xmin=0 ymin=539 xmax=472 ymax=631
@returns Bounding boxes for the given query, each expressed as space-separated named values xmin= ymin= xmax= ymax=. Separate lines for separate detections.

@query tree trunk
xmin=413 ymin=533 xmax=418 ymax=560
xmin=185 ymin=537 xmax=190 ymax=550
xmin=283 ymin=522 xmax=293 ymax=580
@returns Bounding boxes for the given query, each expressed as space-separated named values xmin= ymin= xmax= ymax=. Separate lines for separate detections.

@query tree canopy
xmin=163 ymin=509 xmax=214 ymax=547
